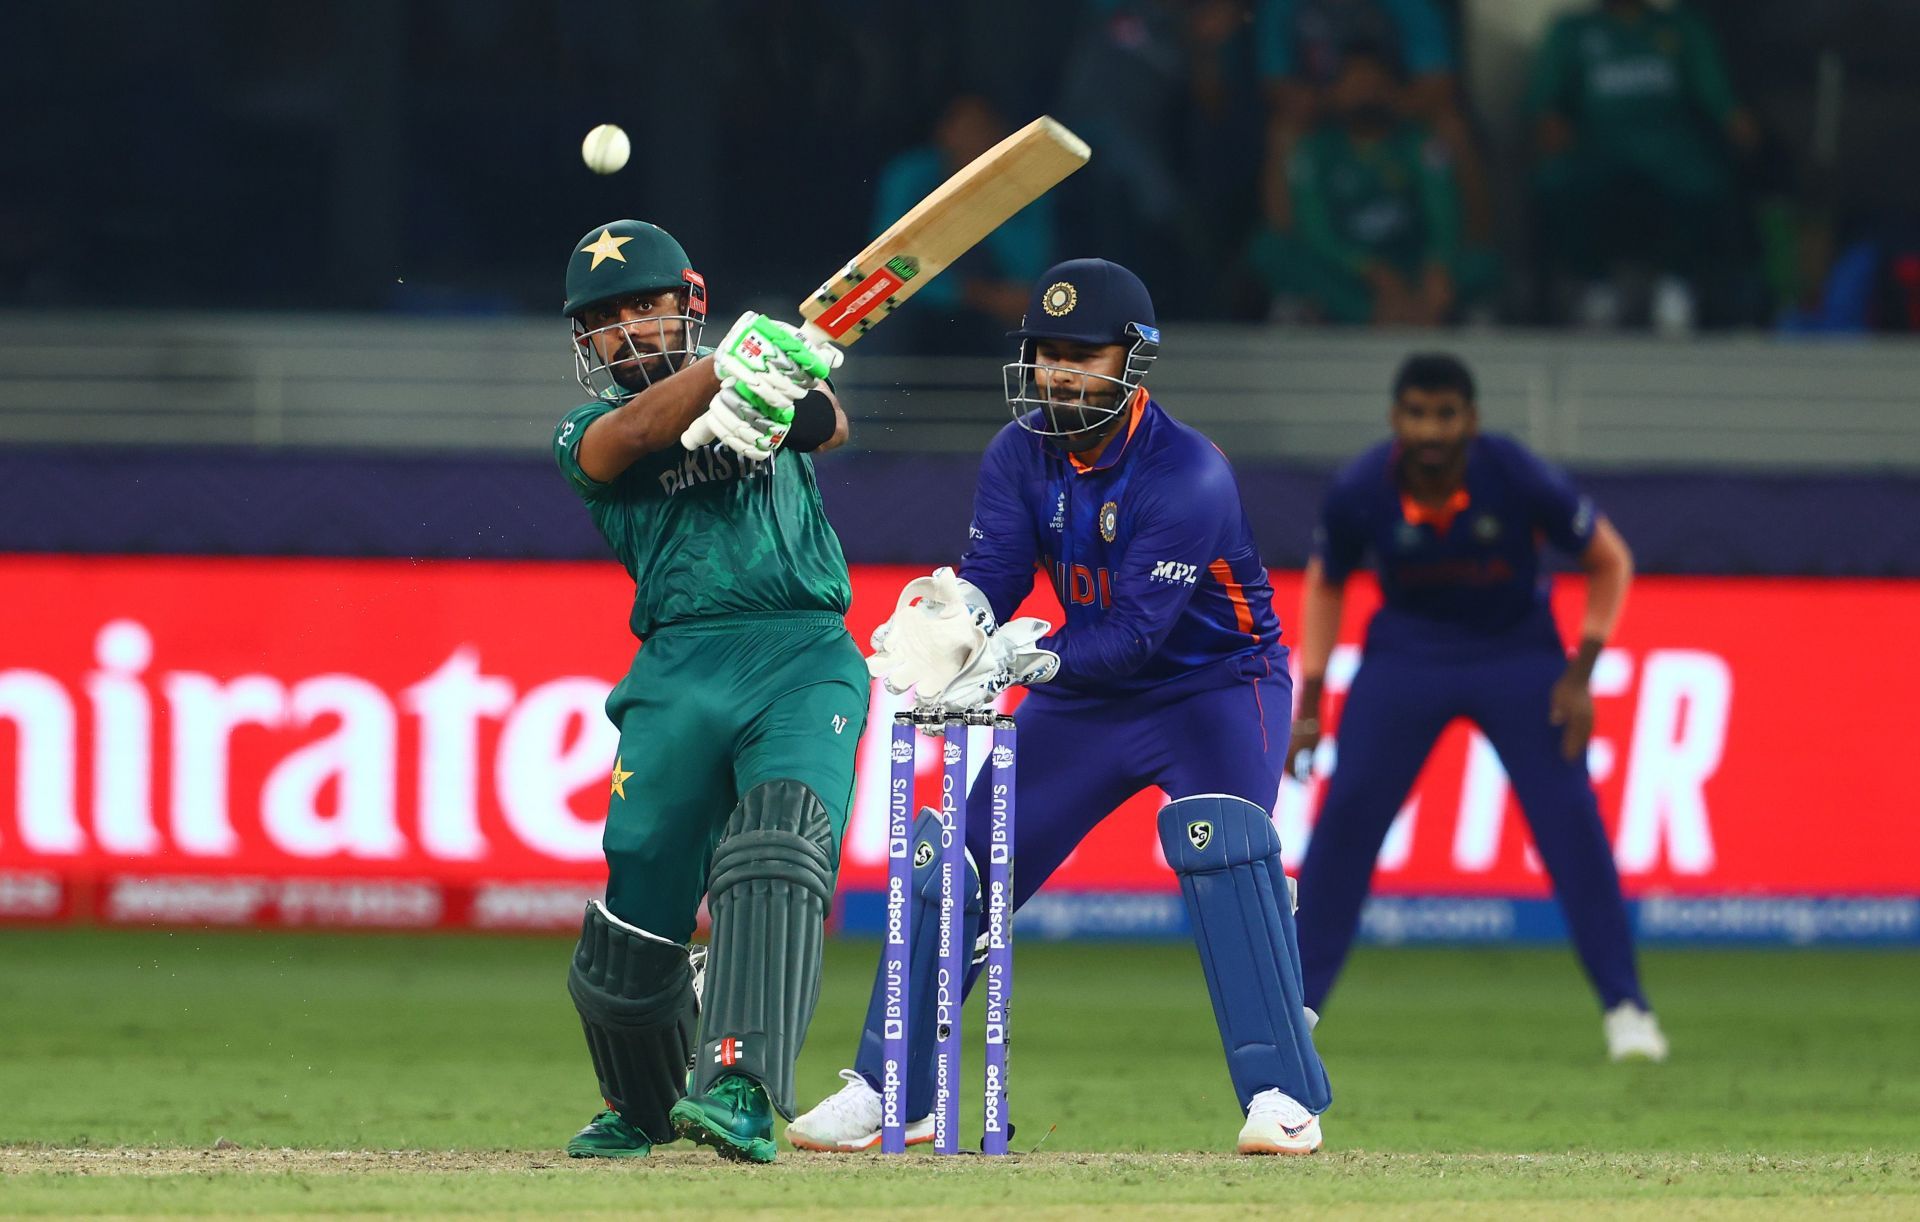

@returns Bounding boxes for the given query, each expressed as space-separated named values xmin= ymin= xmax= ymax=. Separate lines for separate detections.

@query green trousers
xmin=1533 ymin=143 xmax=1735 ymax=281
xmin=599 ymin=612 xmax=869 ymax=942
xmin=1250 ymin=228 xmax=1501 ymax=324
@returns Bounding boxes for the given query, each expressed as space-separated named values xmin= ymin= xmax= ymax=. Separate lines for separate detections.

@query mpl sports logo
xmin=1150 ymin=560 xmax=1198 ymax=585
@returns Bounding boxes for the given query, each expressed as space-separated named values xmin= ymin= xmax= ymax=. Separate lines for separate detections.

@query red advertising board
xmin=1 ymin=556 xmax=1915 ymax=929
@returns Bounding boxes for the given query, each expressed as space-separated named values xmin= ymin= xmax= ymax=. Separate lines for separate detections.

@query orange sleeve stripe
xmin=1209 ymin=558 xmax=1258 ymax=642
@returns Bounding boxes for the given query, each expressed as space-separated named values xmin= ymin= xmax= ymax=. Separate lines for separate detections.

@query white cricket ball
xmin=581 ymin=124 xmax=630 ymax=175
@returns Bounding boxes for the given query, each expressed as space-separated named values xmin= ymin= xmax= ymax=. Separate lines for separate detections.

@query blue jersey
xmin=960 ymin=392 xmax=1282 ymax=698
xmin=1314 ymin=433 xmax=1597 ymax=656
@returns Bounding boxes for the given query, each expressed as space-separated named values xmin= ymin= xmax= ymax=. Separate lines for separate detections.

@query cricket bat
xmin=797 ymin=115 xmax=1091 ymax=345
xmin=684 ymin=116 xmax=1089 ymax=449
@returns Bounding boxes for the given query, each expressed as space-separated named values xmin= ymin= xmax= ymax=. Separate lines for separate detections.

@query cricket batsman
xmin=1289 ymin=352 xmax=1668 ymax=1062
xmin=551 ymin=219 xmax=870 ymax=1162
xmin=787 ymin=259 xmax=1333 ymax=1155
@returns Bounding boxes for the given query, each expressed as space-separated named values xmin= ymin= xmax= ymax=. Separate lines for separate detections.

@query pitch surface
xmin=1 ymin=931 xmax=1914 ymax=1216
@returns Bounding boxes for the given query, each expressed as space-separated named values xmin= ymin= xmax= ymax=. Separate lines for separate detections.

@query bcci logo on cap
xmin=1187 ymin=820 xmax=1213 ymax=851
xmin=1043 ymin=281 xmax=1077 ymax=316
xmin=890 ymin=737 xmax=913 ymax=764
xmin=992 ymin=745 xmax=1014 ymax=770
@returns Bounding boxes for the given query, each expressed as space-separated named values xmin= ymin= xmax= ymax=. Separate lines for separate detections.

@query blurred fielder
xmin=787 ymin=259 xmax=1333 ymax=1156
xmin=551 ymin=219 xmax=869 ymax=1162
xmin=1289 ymin=352 xmax=1668 ymax=1062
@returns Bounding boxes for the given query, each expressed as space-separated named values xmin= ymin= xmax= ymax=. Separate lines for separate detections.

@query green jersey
xmin=1526 ymin=4 xmax=1738 ymax=160
xmin=1289 ymin=121 xmax=1460 ymax=278
xmin=552 ymin=383 xmax=852 ymax=640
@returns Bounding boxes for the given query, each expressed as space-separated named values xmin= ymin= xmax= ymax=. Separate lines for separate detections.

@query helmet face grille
xmin=1003 ymin=323 xmax=1158 ymax=438
xmin=570 ymin=309 xmax=707 ymax=399
xmin=1002 ymin=360 xmax=1135 ymax=438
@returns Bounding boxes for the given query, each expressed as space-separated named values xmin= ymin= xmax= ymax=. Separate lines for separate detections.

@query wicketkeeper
xmin=787 ymin=259 xmax=1333 ymax=1155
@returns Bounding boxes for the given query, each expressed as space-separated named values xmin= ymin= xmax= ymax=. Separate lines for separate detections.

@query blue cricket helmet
xmin=1004 ymin=259 xmax=1162 ymax=439
xmin=1009 ymin=258 xmax=1158 ymax=345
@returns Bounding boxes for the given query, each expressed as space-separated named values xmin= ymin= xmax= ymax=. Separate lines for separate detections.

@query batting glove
xmin=683 ymin=312 xmax=841 ymax=450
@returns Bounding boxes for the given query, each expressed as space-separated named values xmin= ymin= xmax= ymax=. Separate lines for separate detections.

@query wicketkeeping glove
xmin=865 ymin=568 xmax=995 ymax=696
xmin=926 ymin=617 xmax=1060 ymax=712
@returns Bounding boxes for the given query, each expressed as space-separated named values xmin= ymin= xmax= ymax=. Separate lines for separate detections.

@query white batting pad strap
xmin=588 ymin=899 xmax=686 ymax=951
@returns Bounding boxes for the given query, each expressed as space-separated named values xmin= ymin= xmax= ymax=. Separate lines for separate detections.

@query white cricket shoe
xmin=1604 ymin=1002 xmax=1670 ymax=1062
xmin=786 ymin=1069 xmax=935 ymax=1152
xmin=1237 ymin=1088 xmax=1323 ymax=1155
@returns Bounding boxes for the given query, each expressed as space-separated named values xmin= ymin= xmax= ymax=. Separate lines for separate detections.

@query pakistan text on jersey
xmin=657 ymin=443 xmax=768 ymax=497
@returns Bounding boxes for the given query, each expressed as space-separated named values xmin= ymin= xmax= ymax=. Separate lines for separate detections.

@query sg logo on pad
xmin=1187 ymin=821 xmax=1213 ymax=851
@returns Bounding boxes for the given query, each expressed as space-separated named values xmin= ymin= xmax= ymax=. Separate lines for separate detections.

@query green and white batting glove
xmin=682 ymin=312 xmax=842 ymax=450
xmin=701 ymin=381 xmax=792 ymax=462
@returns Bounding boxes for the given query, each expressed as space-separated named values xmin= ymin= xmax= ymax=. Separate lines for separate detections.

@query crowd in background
xmin=905 ymin=0 xmax=1870 ymax=342
xmin=4 ymin=0 xmax=1919 ymax=343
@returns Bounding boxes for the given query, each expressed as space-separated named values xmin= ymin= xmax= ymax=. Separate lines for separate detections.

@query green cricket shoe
xmin=670 ymin=1074 xmax=777 ymax=1164
xmin=566 ymin=1108 xmax=653 ymax=1159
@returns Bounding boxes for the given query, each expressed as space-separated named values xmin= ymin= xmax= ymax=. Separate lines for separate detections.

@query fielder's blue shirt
xmin=960 ymin=391 xmax=1282 ymax=697
xmin=1314 ymin=433 xmax=1597 ymax=656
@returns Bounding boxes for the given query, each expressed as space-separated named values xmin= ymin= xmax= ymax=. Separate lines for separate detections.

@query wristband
xmin=784 ymin=390 xmax=837 ymax=452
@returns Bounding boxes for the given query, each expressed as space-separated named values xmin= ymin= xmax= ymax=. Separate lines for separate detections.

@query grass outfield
xmin=0 ymin=930 xmax=1915 ymax=1216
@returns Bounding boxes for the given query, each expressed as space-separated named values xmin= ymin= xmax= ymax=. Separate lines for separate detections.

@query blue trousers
xmin=1294 ymin=646 xmax=1648 ymax=1013
xmin=853 ymin=652 xmax=1292 ymax=1113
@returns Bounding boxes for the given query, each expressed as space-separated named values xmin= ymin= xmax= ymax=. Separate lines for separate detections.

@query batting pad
xmin=567 ymin=900 xmax=697 ymax=1143
xmin=694 ymin=779 xmax=838 ymax=1119
xmin=1159 ymin=795 xmax=1332 ymax=1114
xmin=854 ymin=805 xmax=982 ymax=1120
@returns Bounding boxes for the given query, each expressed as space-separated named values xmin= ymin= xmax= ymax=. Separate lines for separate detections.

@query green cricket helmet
xmin=564 ymin=219 xmax=709 ymax=399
